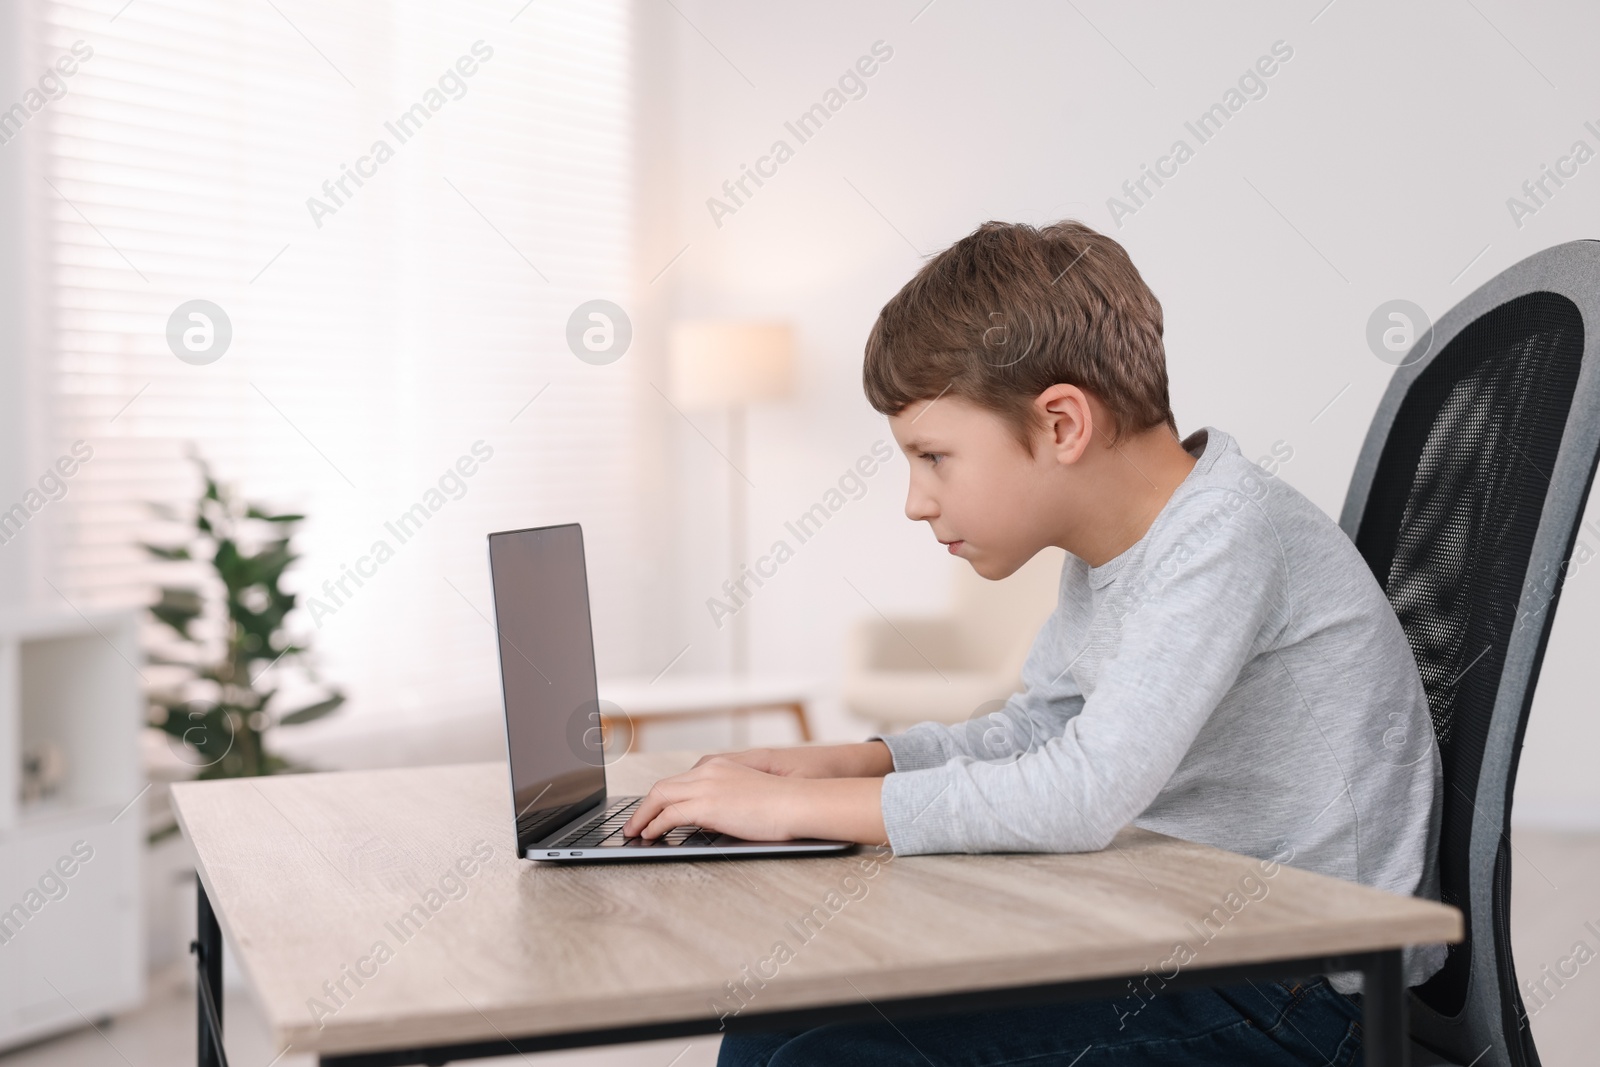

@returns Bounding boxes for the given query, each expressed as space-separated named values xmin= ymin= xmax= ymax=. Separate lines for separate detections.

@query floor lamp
xmin=668 ymin=320 xmax=794 ymax=680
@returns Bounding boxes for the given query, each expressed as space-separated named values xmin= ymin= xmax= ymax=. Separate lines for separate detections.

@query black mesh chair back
xmin=1339 ymin=240 xmax=1600 ymax=1067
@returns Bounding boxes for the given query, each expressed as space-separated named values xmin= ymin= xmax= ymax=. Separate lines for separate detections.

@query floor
xmin=1501 ymin=826 xmax=1600 ymax=1060
xmin=4 ymin=826 xmax=1596 ymax=1066
xmin=0 ymin=963 xmax=725 ymax=1067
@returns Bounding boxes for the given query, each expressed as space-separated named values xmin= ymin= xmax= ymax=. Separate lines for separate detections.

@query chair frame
xmin=1339 ymin=239 xmax=1600 ymax=1067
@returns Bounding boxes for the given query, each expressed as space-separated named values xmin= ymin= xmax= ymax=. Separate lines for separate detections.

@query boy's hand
xmin=621 ymin=756 xmax=889 ymax=845
xmin=689 ymin=740 xmax=893 ymax=779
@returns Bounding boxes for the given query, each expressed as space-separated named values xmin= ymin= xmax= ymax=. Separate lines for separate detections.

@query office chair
xmin=1339 ymin=240 xmax=1600 ymax=1067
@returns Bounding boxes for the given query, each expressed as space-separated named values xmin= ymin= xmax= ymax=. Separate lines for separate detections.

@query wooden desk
xmin=172 ymin=751 xmax=1461 ymax=1067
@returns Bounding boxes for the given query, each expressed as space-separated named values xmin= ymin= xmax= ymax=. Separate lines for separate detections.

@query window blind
xmin=32 ymin=0 xmax=639 ymax=728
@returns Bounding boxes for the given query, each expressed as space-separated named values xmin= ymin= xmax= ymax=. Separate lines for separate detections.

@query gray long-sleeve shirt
xmin=867 ymin=426 xmax=1447 ymax=993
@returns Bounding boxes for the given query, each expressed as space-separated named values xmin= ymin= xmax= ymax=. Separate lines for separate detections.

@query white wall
xmin=636 ymin=0 xmax=1600 ymax=823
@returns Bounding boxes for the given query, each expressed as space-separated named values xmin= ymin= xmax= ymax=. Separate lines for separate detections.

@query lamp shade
xmin=668 ymin=320 xmax=794 ymax=409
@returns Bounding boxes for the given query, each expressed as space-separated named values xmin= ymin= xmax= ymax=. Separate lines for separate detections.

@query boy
xmin=623 ymin=219 xmax=1445 ymax=1066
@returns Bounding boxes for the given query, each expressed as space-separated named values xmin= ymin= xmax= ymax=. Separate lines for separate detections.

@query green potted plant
xmin=143 ymin=451 xmax=344 ymax=836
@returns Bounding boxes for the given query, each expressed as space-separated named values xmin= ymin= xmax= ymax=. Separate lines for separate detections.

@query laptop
xmin=488 ymin=522 xmax=855 ymax=862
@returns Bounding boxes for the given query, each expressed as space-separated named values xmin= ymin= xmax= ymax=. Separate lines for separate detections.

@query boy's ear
xmin=1035 ymin=384 xmax=1094 ymax=465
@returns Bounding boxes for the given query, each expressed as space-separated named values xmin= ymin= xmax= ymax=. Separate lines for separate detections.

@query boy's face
xmin=888 ymin=394 xmax=1065 ymax=580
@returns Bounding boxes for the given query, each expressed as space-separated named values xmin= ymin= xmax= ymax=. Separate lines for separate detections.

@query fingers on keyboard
xmin=555 ymin=799 xmax=719 ymax=849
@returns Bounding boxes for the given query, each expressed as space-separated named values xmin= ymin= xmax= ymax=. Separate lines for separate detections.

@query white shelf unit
xmin=0 ymin=606 xmax=145 ymax=1051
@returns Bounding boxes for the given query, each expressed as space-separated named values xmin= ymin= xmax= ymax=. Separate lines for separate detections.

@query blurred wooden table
xmin=171 ymin=749 xmax=1460 ymax=1066
xmin=596 ymin=674 xmax=814 ymax=750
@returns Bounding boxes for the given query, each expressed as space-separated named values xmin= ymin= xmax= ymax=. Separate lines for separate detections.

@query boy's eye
xmin=919 ymin=453 xmax=943 ymax=467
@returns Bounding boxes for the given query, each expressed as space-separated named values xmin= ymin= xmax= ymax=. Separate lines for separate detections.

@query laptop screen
xmin=487 ymin=523 xmax=607 ymax=855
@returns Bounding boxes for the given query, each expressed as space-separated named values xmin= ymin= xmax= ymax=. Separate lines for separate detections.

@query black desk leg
xmin=1362 ymin=949 xmax=1408 ymax=1067
xmin=192 ymin=874 xmax=229 ymax=1067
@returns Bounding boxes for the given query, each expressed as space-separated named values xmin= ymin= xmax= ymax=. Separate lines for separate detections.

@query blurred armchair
xmin=843 ymin=546 xmax=1066 ymax=732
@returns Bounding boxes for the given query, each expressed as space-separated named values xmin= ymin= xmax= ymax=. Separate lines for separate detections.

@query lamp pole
xmin=667 ymin=318 xmax=791 ymax=735
xmin=729 ymin=404 xmax=748 ymax=679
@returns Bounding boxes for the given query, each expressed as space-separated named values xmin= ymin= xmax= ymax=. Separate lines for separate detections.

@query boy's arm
xmin=621 ymin=756 xmax=891 ymax=843
xmin=865 ymin=607 xmax=1086 ymax=771
xmin=688 ymin=741 xmax=893 ymax=778
xmin=620 ymin=605 xmax=1079 ymax=842
xmin=876 ymin=492 xmax=1291 ymax=856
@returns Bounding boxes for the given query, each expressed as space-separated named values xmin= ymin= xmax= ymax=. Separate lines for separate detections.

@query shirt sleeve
xmin=877 ymin=488 xmax=1292 ymax=856
xmin=865 ymin=595 xmax=1087 ymax=771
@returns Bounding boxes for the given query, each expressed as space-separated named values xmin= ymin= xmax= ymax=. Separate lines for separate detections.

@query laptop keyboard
xmin=552 ymin=797 xmax=721 ymax=849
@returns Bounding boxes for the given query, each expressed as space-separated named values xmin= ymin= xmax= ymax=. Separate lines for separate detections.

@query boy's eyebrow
xmin=899 ymin=439 xmax=942 ymax=453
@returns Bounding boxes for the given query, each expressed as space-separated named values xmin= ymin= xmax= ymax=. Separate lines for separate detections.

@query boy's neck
xmin=1059 ymin=427 xmax=1199 ymax=568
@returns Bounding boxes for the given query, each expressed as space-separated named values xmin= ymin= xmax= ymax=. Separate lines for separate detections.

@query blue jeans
xmin=717 ymin=975 xmax=1365 ymax=1066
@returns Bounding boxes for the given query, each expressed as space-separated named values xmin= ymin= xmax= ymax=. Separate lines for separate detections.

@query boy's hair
xmin=862 ymin=219 xmax=1177 ymax=453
